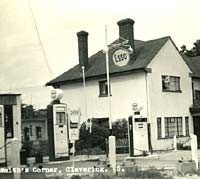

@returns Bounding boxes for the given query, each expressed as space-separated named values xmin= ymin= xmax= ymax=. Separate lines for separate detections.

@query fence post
xmin=190 ymin=134 xmax=198 ymax=170
xmin=11 ymin=138 xmax=21 ymax=179
xmin=109 ymin=136 xmax=116 ymax=174
xmin=173 ymin=135 xmax=177 ymax=151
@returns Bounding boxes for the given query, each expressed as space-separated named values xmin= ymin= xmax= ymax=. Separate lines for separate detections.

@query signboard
xmin=68 ymin=108 xmax=81 ymax=141
xmin=112 ymin=48 xmax=130 ymax=67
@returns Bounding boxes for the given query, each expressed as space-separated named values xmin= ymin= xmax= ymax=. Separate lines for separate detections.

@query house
xmin=46 ymin=18 xmax=194 ymax=151
xmin=21 ymin=105 xmax=48 ymax=157
xmin=182 ymin=55 xmax=200 ymax=144
xmin=21 ymin=105 xmax=47 ymax=142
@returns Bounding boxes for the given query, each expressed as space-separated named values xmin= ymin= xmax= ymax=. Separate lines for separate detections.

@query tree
xmin=75 ymin=120 xmax=109 ymax=154
xmin=181 ymin=39 xmax=200 ymax=57
xmin=75 ymin=118 xmax=128 ymax=154
xmin=112 ymin=118 xmax=128 ymax=139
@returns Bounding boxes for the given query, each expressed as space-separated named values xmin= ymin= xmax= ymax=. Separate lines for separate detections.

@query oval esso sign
xmin=112 ymin=48 xmax=130 ymax=67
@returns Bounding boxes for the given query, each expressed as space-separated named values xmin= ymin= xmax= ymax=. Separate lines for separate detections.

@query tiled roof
xmin=182 ymin=54 xmax=200 ymax=78
xmin=46 ymin=36 xmax=170 ymax=86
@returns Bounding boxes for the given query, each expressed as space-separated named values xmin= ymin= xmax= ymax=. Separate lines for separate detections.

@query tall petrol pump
xmin=47 ymin=89 xmax=69 ymax=161
xmin=128 ymin=103 xmax=149 ymax=156
xmin=0 ymin=94 xmax=22 ymax=167
xmin=0 ymin=105 xmax=5 ymax=165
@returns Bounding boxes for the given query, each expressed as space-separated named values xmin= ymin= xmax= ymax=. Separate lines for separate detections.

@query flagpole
xmin=105 ymin=25 xmax=112 ymax=133
xmin=82 ymin=66 xmax=88 ymax=125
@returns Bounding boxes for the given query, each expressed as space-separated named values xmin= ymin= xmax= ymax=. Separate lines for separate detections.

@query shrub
xmin=177 ymin=143 xmax=191 ymax=150
xmin=71 ymin=175 xmax=81 ymax=179
xmin=76 ymin=147 xmax=105 ymax=155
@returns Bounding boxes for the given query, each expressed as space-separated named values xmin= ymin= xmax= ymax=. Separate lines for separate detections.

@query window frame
xmin=98 ymin=80 xmax=111 ymax=97
xmin=195 ymin=90 xmax=200 ymax=100
xmin=185 ymin=117 xmax=189 ymax=136
xmin=157 ymin=118 xmax=162 ymax=139
xmin=162 ymin=75 xmax=181 ymax=92
xmin=164 ymin=117 xmax=183 ymax=138
xmin=36 ymin=126 xmax=42 ymax=139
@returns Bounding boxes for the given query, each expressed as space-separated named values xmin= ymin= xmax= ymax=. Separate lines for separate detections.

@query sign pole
xmin=105 ymin=25 xmax=116 ymax=174
xmin=72 ymin=140 xmax=75 ymax=170
xmin=105 ymin=25 xmax=112 ymax=132
xmin=82 ymin=66 xmax=87 ymax=124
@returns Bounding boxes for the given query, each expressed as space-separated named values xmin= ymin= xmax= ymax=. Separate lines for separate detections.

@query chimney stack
xmin=77 ymin=31 xmax=89 ymax=69
xmin=117 ymin=18 xmax=135 ymax=60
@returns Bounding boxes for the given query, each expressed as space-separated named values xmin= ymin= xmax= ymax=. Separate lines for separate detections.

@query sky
xmin=0 ymin=0 xmax=200 ymax=108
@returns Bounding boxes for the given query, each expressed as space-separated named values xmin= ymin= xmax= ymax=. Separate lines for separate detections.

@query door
xmin=4 ymin=105 xmax=13 ymax=139
xmin=193 ymin=116 xmax=200 ymax=147
xmin=128 ymin=116 xmax=134 ymax=156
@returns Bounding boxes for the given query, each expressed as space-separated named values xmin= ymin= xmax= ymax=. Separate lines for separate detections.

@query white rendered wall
xmin=61 ymin=72 xmax=148 ymax=123
xmin=147 ymin=39 xmax=193 ymax=150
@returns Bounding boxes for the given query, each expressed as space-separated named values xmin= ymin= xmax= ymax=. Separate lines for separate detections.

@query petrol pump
xmin=47 ymin=89 xmax=69 ymax=161
xmin=0 ymin=94 xmax=22 ymax=167
xmin=128 ymin=103 xmax=149 ymax=156
xmin=0 ymin=105 xmax=5 ymax=165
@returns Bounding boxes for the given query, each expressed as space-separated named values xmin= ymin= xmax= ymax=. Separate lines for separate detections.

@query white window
xmin=99 ymin=80 xmax=111 ymax=97
xmin=165 ymin=117 xmax=183 ymax=138
xmin=162 ymin=75 xmax=181 ymax=92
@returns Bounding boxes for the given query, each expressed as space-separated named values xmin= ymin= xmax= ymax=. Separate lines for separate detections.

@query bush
xmin=71 ymin=175 xmax=81 ymax=179
xmin=89 ymin=166 xmax=173 ymax=179
xmin=76 ymin=118 xmax=128 ymax=155
xmin=76 ymin=147 xmax=105 ymax=155
xmin=177 ymin=143 xmax=191 ymax=150
xmin=76 ymin=121 xmax=109 ymax=153
xmin=122 ymin=167 xmax=173 ymax=179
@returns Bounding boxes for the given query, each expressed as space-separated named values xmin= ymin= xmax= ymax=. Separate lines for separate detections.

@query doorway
xmin=4 ymin=105 xmax=13 ymax=139
xmin=193 ymin=116 xmax=200 ymax=147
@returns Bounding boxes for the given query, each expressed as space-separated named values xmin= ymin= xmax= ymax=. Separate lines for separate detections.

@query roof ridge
xmin=144 ymin=36 xmax=171 ymax=43
xmin=46 ymin=35 xmax=171 ymax=86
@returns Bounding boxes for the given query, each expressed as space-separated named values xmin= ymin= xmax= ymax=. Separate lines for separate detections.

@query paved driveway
xmin=30 ymin=150 xmax=200 ymax=178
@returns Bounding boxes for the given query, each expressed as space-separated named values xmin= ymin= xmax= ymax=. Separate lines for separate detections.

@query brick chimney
xmin=77 ymin=31 xmax=89 ymax=69
xmin=117 ymin=18 xmax=135 ymax=61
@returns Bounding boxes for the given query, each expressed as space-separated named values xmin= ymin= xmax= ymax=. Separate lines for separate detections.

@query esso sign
xmin=51 ymin=89 xmax=63 ymax=101
xmin=113 ymin=48 xmax=130 ymax=67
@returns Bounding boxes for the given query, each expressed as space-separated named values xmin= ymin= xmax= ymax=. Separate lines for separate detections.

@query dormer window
xmin=162 ymin=75 xmax=181 ymax=92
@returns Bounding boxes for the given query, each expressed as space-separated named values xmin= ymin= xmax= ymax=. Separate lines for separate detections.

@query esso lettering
xmin=112 ymin=49 xmax=130 ymax=67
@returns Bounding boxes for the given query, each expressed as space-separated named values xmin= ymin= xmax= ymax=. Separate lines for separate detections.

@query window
xmin=195 ymin=90 xmax=200 ymax=100
xmin=30 ymin=125 xmax=32 ymax=136
xmin=56 ymin=112 xmax=66 ymax=127
xmin=36 ymin=126 xmax=42 ymax=139
xmin=162 ymin=75 xmax=181 ymax=92
xmin=157 ymin=118 xmax=162 ymax=139
xmin=99 ymin=80 xmax=111 ymax=97
xmin=4 ymin=105 xmax=14 ymax=138
xmin=165 ymin=117 xmax=183 ymax=138
xmin=185 ymin=117 xmax=189 ymax=136
xmin=0 ymin=107 xmax=3 ymax=127
xmin=24 ymin=127 xmax=30 ymax=141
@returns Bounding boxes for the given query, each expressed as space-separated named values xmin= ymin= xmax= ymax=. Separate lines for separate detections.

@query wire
xmin=27 ymin=0 xmax=54 ymax=78
xmin=1 ymin=84 xmax=46 ymax=91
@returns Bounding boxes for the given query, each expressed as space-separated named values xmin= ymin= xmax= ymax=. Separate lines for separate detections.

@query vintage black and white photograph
xmin=0 ymin=0 xmax=200 ymax=178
